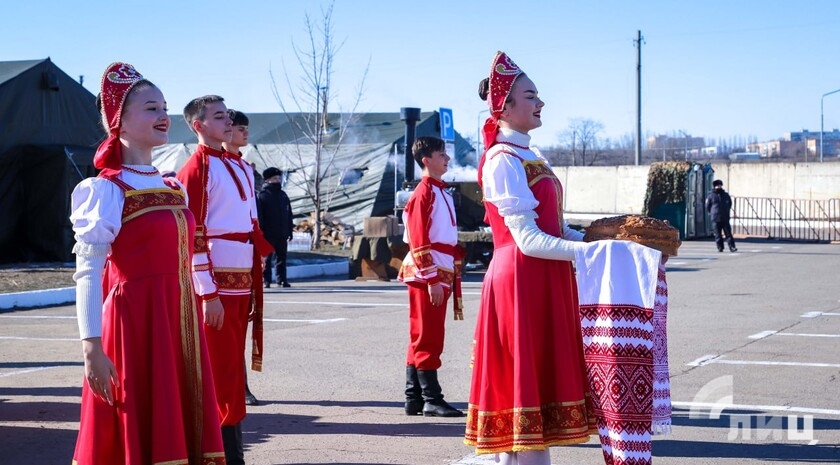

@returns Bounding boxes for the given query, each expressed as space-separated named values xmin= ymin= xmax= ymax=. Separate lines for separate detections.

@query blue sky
xmin=3 ymin=1 xmax=839 ymax=148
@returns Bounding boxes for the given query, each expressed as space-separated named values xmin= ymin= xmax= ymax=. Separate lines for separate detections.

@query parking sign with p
xmin=439 ymin=108 xmax=454 ymax=141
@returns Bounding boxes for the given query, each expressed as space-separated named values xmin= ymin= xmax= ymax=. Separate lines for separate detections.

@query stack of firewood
xmin=294 ymin=211 xmax=355 ymax=248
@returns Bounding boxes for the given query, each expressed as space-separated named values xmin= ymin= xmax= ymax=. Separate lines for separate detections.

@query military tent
xmin=0 ymin=58 xmax=103 ymax=264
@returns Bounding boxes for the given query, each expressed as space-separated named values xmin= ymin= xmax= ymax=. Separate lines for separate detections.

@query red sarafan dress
xmin=72 ymin=174 xmax=225 ymax=465
xmin=465 ymin=136 xmax=596 ymax=454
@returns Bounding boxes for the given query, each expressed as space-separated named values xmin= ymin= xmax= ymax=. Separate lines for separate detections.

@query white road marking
xmin=749 ymin=330 xmax=840 ymax=339
xmin=284 ymin=288 xmax=404 ymax=294
xmin=672 ymin=401 xmax=840 ymax=417
xmin=696 ymin=357 xmax=840 ymax=368
xmin=801 ymin=311 xmax=840 ymax=318
xmin=687 ymin=354 xmax=719 ymax=366
xmin=265 ymin=300 xmax=404 ymax=307
xmin=0 ymin=366 xmax=57 ymax=377
xmin=0 ymin=315 xmax=75 ymax=319
xmin=263 ymin=318 xmax=347 ymax=324
xmin=776 ymin=332 xmax=840 ymax=338
xmin=449 ymin=454 xmax=502 ymax=465
xmin=748 ymin=330 xmax=777 ymax=339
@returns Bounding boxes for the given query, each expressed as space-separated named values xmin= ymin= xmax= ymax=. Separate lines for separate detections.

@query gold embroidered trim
xmin=174 ymin=209 xmax=203 ymax=459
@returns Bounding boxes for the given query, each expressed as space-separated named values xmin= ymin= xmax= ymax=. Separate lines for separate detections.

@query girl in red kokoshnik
xmin=69 ymin=62 xmax=225 ymax=464
xmin=464 ymin=51 xmax=597 ymax=464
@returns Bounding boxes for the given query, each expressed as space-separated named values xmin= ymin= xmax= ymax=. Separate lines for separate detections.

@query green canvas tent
xmin=0 ymin=58 xmax=103 ymax=263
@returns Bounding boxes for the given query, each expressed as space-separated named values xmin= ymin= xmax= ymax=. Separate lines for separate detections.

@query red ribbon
xmin=481 ymin=116 xmax=500 ymax=152
xmin=93 ymin=131 xmax=123 ymax=177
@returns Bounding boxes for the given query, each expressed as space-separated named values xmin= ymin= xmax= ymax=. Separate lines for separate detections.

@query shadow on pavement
xmin=652 ymin=439 xmax=839 ymax=461
xmin=259 ymin=399 xmax=467 ymax=410
xmin=1 ymin=425 xmax=78 ymax=465
xmin=0 ymin=361 xmax=82 ymax=369
xmin=244 ymin=411 xmax=465 ymax=443
xmin=0 ymin=398 xmax=80 ymax=423
xmin=635 ymin=407 xmax=840 ymax=462
xmin=0 ymin=386 xmax=81 ymax=398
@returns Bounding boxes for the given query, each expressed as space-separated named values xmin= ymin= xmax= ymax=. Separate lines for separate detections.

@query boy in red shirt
xmin=398 ymin=136 xmax=464 ymax=417
xmin=177 ymin=96 xmax=272 ymax=465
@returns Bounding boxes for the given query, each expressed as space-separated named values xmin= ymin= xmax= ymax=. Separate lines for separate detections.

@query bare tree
xmin=558 ymin=118 xmax=606 ymax=166
xmin=270 ymin=1 xmax=369 ymax=249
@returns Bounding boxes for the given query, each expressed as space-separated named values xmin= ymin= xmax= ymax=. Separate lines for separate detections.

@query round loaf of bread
xmin=583 ymin=214 xmax=681 ymax=256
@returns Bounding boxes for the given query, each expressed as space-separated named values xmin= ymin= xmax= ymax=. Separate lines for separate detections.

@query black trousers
xmin=713 ymin=220 xmax=736 ymax=250
xmin=263 ymin=238 xmax=289 ymax=284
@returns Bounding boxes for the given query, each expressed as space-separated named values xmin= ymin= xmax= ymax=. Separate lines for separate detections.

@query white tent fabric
xmin=150 ymin=111 xmax=474 ymax=231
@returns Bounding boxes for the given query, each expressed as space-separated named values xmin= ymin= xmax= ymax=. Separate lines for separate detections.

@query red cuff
xmin=251 ymin=220 xmax=275 ymax=257
xmin=200 ymin=291 xmax=220 ymax=302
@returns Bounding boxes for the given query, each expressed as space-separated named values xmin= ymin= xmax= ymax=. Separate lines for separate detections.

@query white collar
xmin=497 ymin=127 xmax=532 ymax=148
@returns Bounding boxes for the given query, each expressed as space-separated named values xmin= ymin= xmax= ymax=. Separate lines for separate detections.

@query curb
xmin=0 ymin=261 xmax=349 ymax=310
xmin=286 ymin=260 xmax=349 ymax=280
xmin=0 ymin=287 xmax=76 ymax=310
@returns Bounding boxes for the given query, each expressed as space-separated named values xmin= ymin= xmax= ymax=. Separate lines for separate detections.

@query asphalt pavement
xmin=1 ymin=238 xmax=839 ymax=464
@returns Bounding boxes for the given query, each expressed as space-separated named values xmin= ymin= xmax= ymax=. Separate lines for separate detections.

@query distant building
xmin=700 ymin=146 xmax=718 ymax=157
xmin=786 ymin=129 xmax=840 ymax=143
xmin=647 ymin=133 xmax=706 ymax=159
xmin=784 ymin=129 xmax=840 ymax=157
xmin=746 ymin=139 xmax=806 ymax=158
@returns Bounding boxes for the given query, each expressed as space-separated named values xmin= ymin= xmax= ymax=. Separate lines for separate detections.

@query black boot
xmin=244 ymin=360 xmax=259 ymax=406
xmin=221 ymin=424 xmax=245 ymax=465
xmin=245 ymin=383 xmax=259 ymax=406
xmin=405 ymin=365 xmax=423 ymax=415
xmin=417 ymin=369 xmax=464 ymax=417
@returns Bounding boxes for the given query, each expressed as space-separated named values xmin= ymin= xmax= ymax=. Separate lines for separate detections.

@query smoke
xmin=442 ymin=163 xmax=479 ymax=183
xmin=442 ymin=146 xmax=480 ymax=182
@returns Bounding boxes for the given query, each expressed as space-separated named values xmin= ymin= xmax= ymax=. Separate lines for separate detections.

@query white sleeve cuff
xmin=191 ymin=252 xmax=218 ymax=296
xmin=505 ymin=212 xmax=589 ymax=262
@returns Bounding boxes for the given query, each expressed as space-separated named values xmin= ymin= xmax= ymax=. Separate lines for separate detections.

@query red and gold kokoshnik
xmin=488 ymin=51 xmax=523 ymax=117
xmin=100 ymin=62 xmax=145 ymax=130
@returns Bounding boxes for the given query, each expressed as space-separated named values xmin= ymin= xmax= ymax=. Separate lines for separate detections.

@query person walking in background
xmin=398 ymin=136 xmax=465 ymax=418
xmin=70 ymin=62 xmax=225 ymax=464
xmin=258 ymin=167 xmax=294 ymax=288
xmin=177 ymin=95 xmax=273 ymax=465
xmin=464 ymin=51 xmax=597 ymax=464
xmin=706 ymin=179 xmax=737 ymax=252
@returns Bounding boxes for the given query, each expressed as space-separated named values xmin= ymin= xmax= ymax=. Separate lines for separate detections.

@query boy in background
xmin=222 ymin=108 xmax=263 ymax=407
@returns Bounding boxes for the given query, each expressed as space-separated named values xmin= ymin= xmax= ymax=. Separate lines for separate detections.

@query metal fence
xmin=732 ymin=197 xmax=840 ymax=242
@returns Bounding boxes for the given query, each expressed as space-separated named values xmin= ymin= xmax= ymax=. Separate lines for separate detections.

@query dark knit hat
xmin=263 ymin=167 xmax=282 ymax=180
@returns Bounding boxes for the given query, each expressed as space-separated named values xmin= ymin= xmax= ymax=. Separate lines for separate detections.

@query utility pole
xmin=634 ymin=30 xmax=644 ymax=166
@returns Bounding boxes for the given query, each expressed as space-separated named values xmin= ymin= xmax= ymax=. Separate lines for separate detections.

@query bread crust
xmin=583 ymin=214 xmax=681 ymax=256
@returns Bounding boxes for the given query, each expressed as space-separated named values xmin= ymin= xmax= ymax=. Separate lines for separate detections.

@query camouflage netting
xmin=642 ymin=161 xmax=693 ymax=216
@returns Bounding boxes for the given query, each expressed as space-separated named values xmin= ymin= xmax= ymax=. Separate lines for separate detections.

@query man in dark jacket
xmin=258 ymin=167 xmax=294 ymax=287
xmin=705 ymin=179 xmax=737 ymax=252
